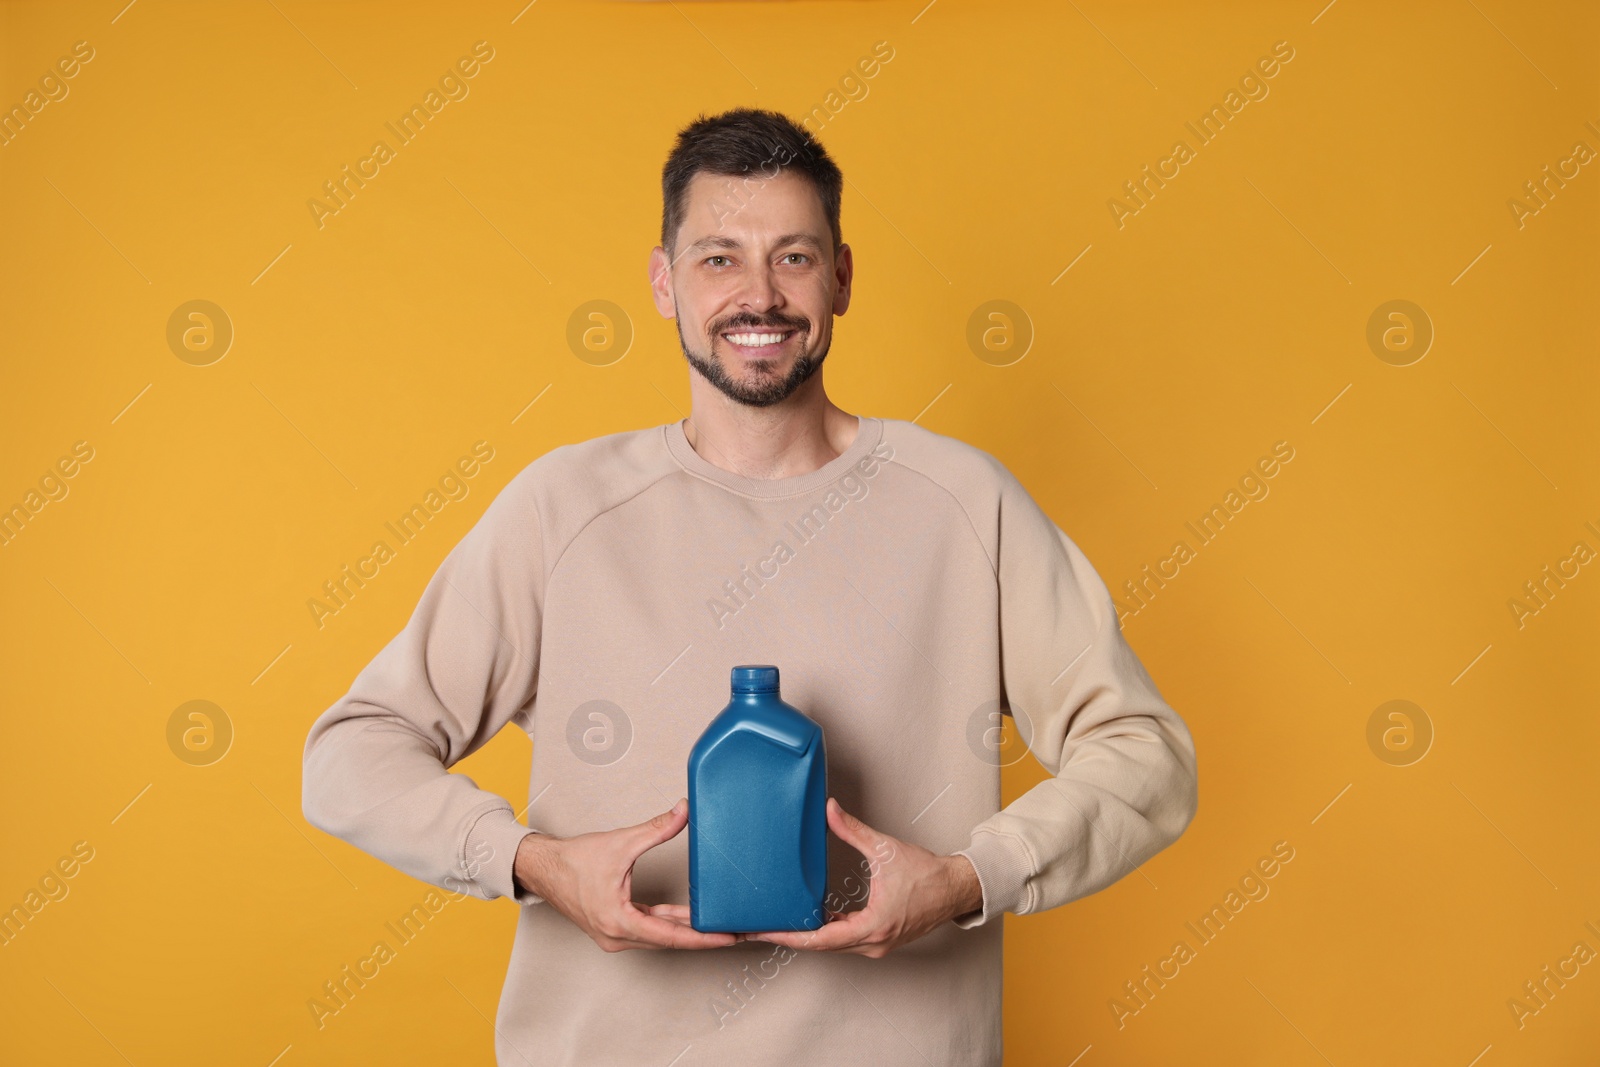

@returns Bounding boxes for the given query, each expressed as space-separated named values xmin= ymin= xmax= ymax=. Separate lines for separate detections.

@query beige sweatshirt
xmin=301 ymin=415 xmax=1199 ymax=1066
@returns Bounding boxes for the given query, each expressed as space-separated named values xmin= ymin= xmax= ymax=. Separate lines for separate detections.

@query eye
xmin=705 ymin=255 xmax=730 ymax=267
xmin=783 ymin=253 xmax=809 ymax=265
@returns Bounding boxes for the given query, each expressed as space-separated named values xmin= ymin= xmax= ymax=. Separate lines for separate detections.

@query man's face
xmin=650 ymin=169 xmax=852 ymax=408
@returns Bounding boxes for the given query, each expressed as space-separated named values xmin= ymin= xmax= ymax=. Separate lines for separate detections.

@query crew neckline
xmin=663 ymin=415 xmax=883 ymax=499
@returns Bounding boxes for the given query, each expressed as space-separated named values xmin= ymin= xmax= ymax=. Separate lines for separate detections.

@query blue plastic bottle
xmin=688 ymin=665 xmax=827 ymax=933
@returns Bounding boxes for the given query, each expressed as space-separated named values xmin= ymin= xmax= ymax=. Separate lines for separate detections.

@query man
xmin=302 ymin=107 xmax=1198 ymax=1065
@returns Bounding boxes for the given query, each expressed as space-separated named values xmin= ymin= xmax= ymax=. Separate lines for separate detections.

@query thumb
xmin=629 ymin=797 xmax=688 ymax=855
xmin=827 ymin=796 xmax=877 ymax=850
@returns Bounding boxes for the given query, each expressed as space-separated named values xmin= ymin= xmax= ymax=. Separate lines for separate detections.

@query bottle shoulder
xmin=690 ymin=699 xmax=822 ymax=761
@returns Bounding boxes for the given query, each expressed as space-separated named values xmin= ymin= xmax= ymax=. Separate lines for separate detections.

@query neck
xmin=683 ymin=376 xmax=858 ymax=480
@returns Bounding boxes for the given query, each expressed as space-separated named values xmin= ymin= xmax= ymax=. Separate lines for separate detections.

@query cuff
xmin=462 ymin=806 xmax=542 ymax=905
xmin=950 ymin=829 xmax=1034 ymax=929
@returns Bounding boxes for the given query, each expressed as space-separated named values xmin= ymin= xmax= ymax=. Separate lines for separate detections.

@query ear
xmin=648 ymin=246 xmax=677 ymax=319
xmin=831 ymin=243 xmax=853 ymax=317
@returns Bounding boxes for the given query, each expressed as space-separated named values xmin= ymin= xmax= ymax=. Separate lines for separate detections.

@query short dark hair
xmin=660 ymin=107 xmax=843 ymax=260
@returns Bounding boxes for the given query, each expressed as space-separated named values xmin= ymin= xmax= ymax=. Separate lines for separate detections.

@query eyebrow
xmin=683 ymin=232 xmax=825 ymax=257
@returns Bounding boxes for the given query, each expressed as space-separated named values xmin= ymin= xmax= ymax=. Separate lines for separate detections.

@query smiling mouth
xmin=720 ymin=329 xmax=797 ymax=356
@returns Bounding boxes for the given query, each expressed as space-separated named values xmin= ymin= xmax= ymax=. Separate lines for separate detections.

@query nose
xmin=736 ymin=259 xmax=782 ymax=318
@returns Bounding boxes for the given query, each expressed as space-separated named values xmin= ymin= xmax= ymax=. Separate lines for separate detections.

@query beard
xmin=676 ymin=307 xmax=830 ymax=408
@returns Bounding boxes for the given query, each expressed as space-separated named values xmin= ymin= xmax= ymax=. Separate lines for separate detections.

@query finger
xmin=645 ymin=903 xmax=694 ymax=924
xmin=626 ymin=902 xmax=728 ymax=937
xmin=625 ymin=798 xmax=689 ymax=860
xmin=750 ymin=909 xmax=874 ymax=952
xmin=826 ymin=796 xmax=887 ymax=856
xmin=634 ymin=903 xmax=741 ymax=939
xmin=626 ymin=911 xmax=741 ymax=950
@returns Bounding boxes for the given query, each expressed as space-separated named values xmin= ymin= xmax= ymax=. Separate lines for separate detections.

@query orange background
xmin=2 ymin=0 xmax=1596 ymax=1063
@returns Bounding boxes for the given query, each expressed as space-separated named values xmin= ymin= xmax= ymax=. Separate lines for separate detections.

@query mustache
xmin=713 ymin=315 xmax=808 ymax=334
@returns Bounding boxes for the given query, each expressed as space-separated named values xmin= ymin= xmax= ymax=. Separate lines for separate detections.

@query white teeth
xmin=725 ymin=332 xmax=788 ymax=346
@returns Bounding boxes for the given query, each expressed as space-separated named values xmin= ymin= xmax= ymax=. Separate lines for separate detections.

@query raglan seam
xmin=537 ymin=421 xmax=1002 ymax=588
xmin=881 ymin=457 xmax=999 ymax=577
xmin=549 ymin=466 xmax=871 ymax=591
xmin=458 ymin=476 xmax=548 ymax=724
xmin=540 ymin=465 xmax=685 ymax=589
xmin=539 ymin=421 xmax=901 ymax=587
xmin=539 ymin=422 xmax=872 ymax=583
xmin=889 ymin=425 xmax=1111 ymax=639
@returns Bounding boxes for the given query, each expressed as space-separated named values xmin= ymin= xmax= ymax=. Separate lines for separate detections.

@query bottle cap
xmin=731 ymin=664 xmax=780 ymax=693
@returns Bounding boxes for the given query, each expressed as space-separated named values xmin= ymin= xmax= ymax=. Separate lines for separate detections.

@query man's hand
xmin=512 ymin=797 xmax=741 ymax=953
xmin=745 ymin=797 xmax=984 ymax=958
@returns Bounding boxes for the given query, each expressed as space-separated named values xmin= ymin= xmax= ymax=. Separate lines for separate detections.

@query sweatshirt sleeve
xmin=301 ymin=468 xmax=545 ymax=906
xmin=951 ymin=471 xmax=1199 ymax=928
